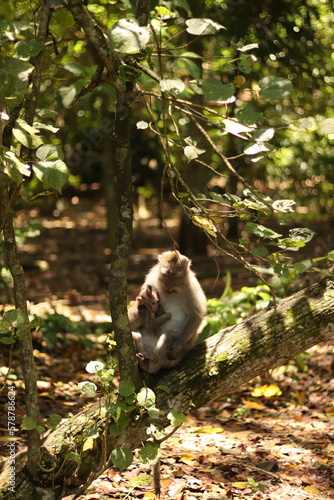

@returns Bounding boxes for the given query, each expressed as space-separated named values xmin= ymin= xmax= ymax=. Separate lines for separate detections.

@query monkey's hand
xmin=137 ymin=352 xmax=158 ymax=363
xmin=145 ymin=352 xmax=158 ymax=363
xmin=166 ymin=338 xmax=181 ymax=360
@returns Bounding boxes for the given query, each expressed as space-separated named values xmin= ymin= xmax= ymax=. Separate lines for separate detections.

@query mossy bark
xmin=1 ymin=277 xmax=333 ymax=500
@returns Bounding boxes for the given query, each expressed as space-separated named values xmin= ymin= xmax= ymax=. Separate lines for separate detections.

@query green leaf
xmin=86 ymin=361 xmax=104 ymax=373
xmin=0 ymin=337 xmax=15 ymax=345
xmin=236 ymin=105 xmax=262 ymax=126
xmin=160 ymin=78 xmax=185 ymax=95
xmin=15 ymin=40 xmax=43 ymax=59
xmin=32 ymin=159 xmax=69 ymax=192
xmin=109 ymin=423 xmax=122 ymax=437
xmin=111 ymin=447 xmax=133 ymax=471
xmin=78 ymin=381 xmax=97 ymax=397
xmin=46 ymin=413 xmax=62 ymax=430
xmin=155 ymin=6 xmax=176 ymax=18
xmin=53 ymin=9 xmax=75 ymax=28
xmin=58 ymin=86 xmax=77 ymax=108
xmin=253 ymin=128 xmax=275 ymax=142
xmin=33 ymin=122 xmax=59 ymax=133
xmin=244 ymin=142 xmax=270 ymax=155
xmin=5 ymin=151 xmax=30 ymax=176
xmin=108 ymin=19 xmax=150 ymax=53
xmin=189 ymin=79 xmax=203 ymax=95
xmin=36 ymin=145 xmax=64 ymax=161
xmin=168 ymin=411 xmax=187 ymax=427
xmin=172 ymin=0 xmax=191 ymax=16
xmin=184 ymin=145 xmax=205 ymax=161
xmin=289 ymin=228 xmax=315 ymax=243
xmin=245 ymin=222 xmax=282 ymax=239
xmin=36 ymin=108 xmax=59 ymax=119
xmin=138 ymin=442 xmax=160 ymax=465
xmin=259 ymin=76 xmax=293 ymax=102
xmin=238 ymin=53 xmax=256 ymax=74
xmin=294 ymin=262 xmax=308 ymax=273
xmin=64 ymin=61 xmax=87 ymax=77
xmin=223 ymin=119 xmax=253 ymax=139
xmin=4 ymin=58 xmax=33 ymax=82
xmin=22 ymin=416 xmax=37 ymax=430
xmin=202 ymin=78 xmax=235 ymax=102
xmin=186 ymin=18 xmax=225 ymax=35
xmin=251 ymin=247 xmax=269 ymax=257
xmin=272 ymin=199 xmax=295 ymax=213
xmin=13 ymin=119 xmax=43 ymax=149
xmin=136 ymin=387 xmax=156 ymax=408
xmin=67 ymin=452 xmax=80 ymax=462
xmin=119 ymin=380 xmax=136 ymax=397
xmin=4 ymin=308 xmax=26 ymax=326
xmin=182 ymin=58 xmax=201 ymax=79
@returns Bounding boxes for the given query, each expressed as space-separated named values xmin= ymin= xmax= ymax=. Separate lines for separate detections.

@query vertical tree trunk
xmin=0 ymin=176 xmax=41 ymax=478
xmin=109 ymin=87 xmax=142 ymax=387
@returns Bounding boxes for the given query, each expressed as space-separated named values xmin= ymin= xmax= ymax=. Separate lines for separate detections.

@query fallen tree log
xmin=1 ymin=276 xmax=334 ymax=500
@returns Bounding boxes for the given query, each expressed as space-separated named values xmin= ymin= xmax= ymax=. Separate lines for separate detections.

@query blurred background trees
xmin=1 ymin=0 xmax=333 ymax=264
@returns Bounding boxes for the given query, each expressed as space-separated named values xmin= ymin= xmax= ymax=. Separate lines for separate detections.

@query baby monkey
xmin=128 ymin=284 xmax=171 ymax=365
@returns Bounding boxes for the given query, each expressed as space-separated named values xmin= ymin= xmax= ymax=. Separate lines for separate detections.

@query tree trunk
xmin=1 ymin=276 xmax=333 ymax=500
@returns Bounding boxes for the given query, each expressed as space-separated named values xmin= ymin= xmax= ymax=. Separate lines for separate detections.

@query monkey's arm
xmin=143 ymin=312 xmax=171 ymax=329
xmin=128 ymin=303 xmax=141 ymax=330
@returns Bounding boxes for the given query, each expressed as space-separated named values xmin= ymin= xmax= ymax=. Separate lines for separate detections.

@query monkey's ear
xmin=136 ymin=296 xmax=143 ymax=304
xmin=146 ymin=284 xmax=153 ymax=295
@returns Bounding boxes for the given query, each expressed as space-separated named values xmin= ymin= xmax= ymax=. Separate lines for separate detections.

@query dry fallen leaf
xmin=252 ymin=384 xmax=282 ymax=397
xmin=243 ymin=399 xmax=265 ymax=410
xmin=168 ymin=479 xmax=186 ymax=499
xmin=231 ymin=481 xmax=249 ymax=489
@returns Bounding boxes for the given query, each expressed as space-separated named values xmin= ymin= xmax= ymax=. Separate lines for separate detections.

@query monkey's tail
xmin=153 ymin=458 xmax=161 ymax=498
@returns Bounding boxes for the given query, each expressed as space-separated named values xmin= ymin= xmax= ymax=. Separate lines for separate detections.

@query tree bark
xmin=0 ymin=183 xmax=41 ymax=480
xmin=66 ymin=0 xmax=143 ymax=388
xmin=1 ymin=277 xmax=333 ymax=499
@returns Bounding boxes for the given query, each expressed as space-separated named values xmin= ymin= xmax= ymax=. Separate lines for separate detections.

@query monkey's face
xmin=148 ymin=297 xmax=160 ymax=314
xmin=160 ymin=261 xmax=188 ymax=292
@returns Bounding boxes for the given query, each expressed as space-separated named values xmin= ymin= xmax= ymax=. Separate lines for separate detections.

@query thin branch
xmin=65 ymin=0 xmax=121 ymax=87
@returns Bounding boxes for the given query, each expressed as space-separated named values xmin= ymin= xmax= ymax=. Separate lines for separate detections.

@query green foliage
xmin=111 ymin=447 xmax=133 ymax=470
xmin=46 ymin=413 xmax=63 ymax=430
xmin=21 ymin=416 xmax=45 ymax=434
xmin=136 ymin=387 xmax=156 ymax=408
xmin=36 ymin=312 xmax=110 ymax=349
xmin=108 ymin=19 xmax=150 ymax=53
xmin=1 ymin=0 xmax=331 ymax=288
xmin=78 ymin=381 xmax=98 ymax=398
xmin=0 ymin=309 xmax=43 ymax=344
xmin=138 ymin=442 xmax=160 ymax=465
xmin=168 ymin=411 xmax=187 ymax=427
xmin=248 ymin=477 xmax=265 ymax=491
xmin=200 ymin=285 xmax=272 ymax=341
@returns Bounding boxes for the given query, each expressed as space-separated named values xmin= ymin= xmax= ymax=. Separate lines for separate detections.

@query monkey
xmin=128 ymin=284 xmax=171 ymax=364
xmin=138 ymin=250 xmax=207 ymax=374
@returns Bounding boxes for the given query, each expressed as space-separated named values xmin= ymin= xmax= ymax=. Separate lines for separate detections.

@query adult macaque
xmin=128 ymin=284 xmax=171 ymax=364
xmin=139 ymin=250 xmax=207 ymax=373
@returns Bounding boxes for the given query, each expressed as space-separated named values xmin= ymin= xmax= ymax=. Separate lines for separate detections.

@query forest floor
xmin=1 ymin=188 xmax=334 ymax=500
